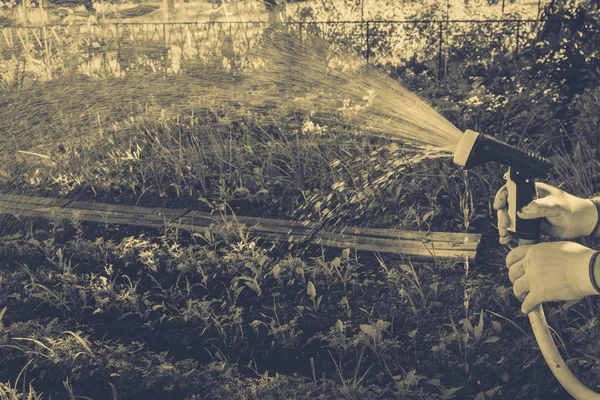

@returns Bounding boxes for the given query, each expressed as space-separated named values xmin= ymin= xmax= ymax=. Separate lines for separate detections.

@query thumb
xmin=493 ymin=185 xmax=508 ymax=211
xmin=521 ymin=293 xmax=541 ymax=314
xmin=518 ymin=197 xmax=561 ymax=220
xmin=535 ymin=182 xmax=560 ymax=198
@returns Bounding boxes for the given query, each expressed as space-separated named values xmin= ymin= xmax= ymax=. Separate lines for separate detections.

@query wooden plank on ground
xmin=0 ymin=193 xmax=480 ymax=261
xmin=183 ymin=211 xmax=479 ymax=248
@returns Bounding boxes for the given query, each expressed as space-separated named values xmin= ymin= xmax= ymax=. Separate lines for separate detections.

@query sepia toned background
xmin=1 ymin=0 xmax=600 ymax=399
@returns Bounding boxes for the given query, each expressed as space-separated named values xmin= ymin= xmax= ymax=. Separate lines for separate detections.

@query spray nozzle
xmin=453 ymin=130 xmax=552 ymax=177
xmin=454 ymin=130 xmax=552 ymax=240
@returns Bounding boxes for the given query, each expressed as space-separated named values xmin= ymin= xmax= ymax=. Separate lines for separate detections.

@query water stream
xmin=0 ymin=28 xmax=468 ymax=231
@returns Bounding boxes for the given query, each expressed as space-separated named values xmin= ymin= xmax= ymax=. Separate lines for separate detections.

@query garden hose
xmin=527 ymin=290 xmax=600 ymax=398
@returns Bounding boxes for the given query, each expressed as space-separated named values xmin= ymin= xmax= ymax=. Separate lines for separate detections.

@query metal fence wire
xmin=0 ymin=19 xmax=550 ymax=81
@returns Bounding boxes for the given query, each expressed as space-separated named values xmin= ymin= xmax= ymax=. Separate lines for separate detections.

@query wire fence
xmin=0 ymin=18 xmax=551 ymax=83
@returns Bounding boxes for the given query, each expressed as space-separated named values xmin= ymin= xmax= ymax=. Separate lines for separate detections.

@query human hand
xmin=506 ymin=241 xmax=599 ymax=314
xmin=493 ymin=182 xmax=598 ymax=244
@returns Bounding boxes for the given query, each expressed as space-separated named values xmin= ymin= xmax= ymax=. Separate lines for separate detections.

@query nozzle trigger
xmin=504 ymin=170 xmax=517 ymax=233
xmin=505 ymin=168 xmax=541 ymax=241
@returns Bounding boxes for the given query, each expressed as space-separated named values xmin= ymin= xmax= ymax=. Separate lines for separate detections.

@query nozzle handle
xmin=507 ymin=168 xmax=541 ymax=241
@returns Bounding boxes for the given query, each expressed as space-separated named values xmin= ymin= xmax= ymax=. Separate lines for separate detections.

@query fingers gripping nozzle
xmin=453 ymin=130 xmax=553 ymax=241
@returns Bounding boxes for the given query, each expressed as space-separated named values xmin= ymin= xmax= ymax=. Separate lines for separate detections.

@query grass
xmin=0 ymin=218 xmax=511 ymax=399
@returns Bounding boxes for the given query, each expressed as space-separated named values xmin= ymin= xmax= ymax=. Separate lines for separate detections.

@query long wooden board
xmin=0 ymin=193 xmax=480 ymax=261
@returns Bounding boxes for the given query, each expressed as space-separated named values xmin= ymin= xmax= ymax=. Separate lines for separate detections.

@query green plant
xmin=309 ymin=319 xmax=371 ymax=390
xmin=0 ymin=380 xmax=44 ymax=400
xmin=447 ymin=309 xmax=500 ymax=373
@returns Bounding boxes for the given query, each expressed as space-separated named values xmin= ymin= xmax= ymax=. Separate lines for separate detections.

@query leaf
xmin=330 ymin=257 xmax=341 ymax=268
xmin=427 ymin=379 xmax=441 ymax=388
xmin=28 ymin=238 xmax=41 ymax=247
xmin=375 ymin=320 xmax=391 ymax=332
xmin=62 ymin=331 xmax=93 ymax=355
xmin=235 ymin=286 xmax=246 ymax=297
xmin=14 ymin=337 xmax=53 ymax=354
xmin=474 ymin=392 xmax=486 ymax=400
xmin=360 ymin=324 xmax=376 ymax=339
xmin=257 ymin=189 xmax=270 ymax=196
xmin=250 ymin=320 xmax=263 ymax=328
xmin=482 ymin=336 xmax=500 ymax=344
xmin=574 ymin=141 xmax=583 ymax=164
xmin=430 ymin=281 xmax=439 ymax=296
xmin=403 ymin=369 xmax=418 ymax=387
xmin=400 ymin=264 xmax=412 ymax=273
xmin=491 ymin=321 xmax=502 ymax=333
xmin=119 ymin=312 xmax=137 ymax=321
xmin=462 ymin=318 xmax=474 ymax=335
xmin=474 ymin=310 xmax=484 ymax=340
xmin=258 ymin=255 xmax=269 ymax=268
xmin=245 ymin=281 xmax=262 ymax=295
xmin=307 ymin=281 xmax=317 ymax=300
xmin=273 ymin=264 xmax=281 ymax=280
xmin=341 ymin=248 xmax=351 ymax=259
xmin=485 ymin=386 xmax=502 ymax=397
xmin=423 ymin=210 xmax=434 ymax=222
xmin=441 ymin=386 xmax=462 ymax=399
xmin=232 ymin=187 xmax=250 ymax=198
xmin=335 ymin=319 xmax=344 ymax=334
xmin=473 ymin=356 xmax=486 ymax=366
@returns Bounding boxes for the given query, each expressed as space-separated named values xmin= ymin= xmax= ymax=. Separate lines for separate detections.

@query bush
xmin=534 ymin=0 xmax=600 ymax=99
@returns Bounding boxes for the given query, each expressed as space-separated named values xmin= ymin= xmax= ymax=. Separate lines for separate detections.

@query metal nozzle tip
xmin=453 ymin=130 xmax=480 ymax=167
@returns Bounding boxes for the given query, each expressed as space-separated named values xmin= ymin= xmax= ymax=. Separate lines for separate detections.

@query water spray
xmin=453 ymin=129 xmax=599 ymax=400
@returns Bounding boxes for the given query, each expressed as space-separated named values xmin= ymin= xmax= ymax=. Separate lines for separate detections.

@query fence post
xmin=21 ymin=0 xmax=28 ymax=26
xmin=365 ymin=21 xmax=370 ymax=63
xmin=515 ymin=19 xmax=520 ymax=56
xmin=163 ymin=0 xmax=169 ymax=47
xmin=438 ymin=20 xmax=443 ymax=80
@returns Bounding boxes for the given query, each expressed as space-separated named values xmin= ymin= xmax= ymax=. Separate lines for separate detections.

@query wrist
xmin=571 ymin=248 xmax=600 ymax=297
xmin=587 ymin=198 xmax=600 ymax=237
xmin=591 ymin=251 xmax=600 ymax=295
